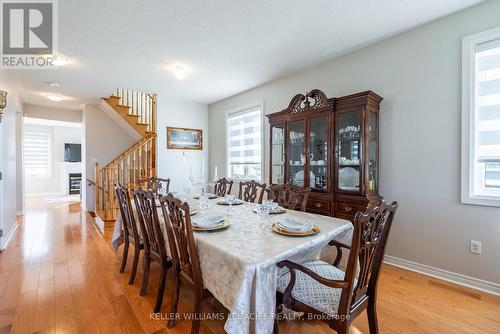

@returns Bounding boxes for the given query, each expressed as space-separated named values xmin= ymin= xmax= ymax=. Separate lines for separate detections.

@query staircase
xmin=89 ymin=89 xmax=157 ymax=223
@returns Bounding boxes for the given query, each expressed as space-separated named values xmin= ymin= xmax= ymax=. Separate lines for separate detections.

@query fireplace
xmin=68 ymin=173 xmax=82 ymax=194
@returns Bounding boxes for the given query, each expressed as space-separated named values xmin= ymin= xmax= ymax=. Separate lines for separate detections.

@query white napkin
xmin=277 ymin=218 xmax=312 ymax=232
xmin=192 ymin=215 xmax=224 ymax=228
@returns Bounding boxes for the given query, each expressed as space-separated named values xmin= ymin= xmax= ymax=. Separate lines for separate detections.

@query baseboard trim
xmin=384 ymin=255 xmax=500 ymax=296
xmin=91 ymin=211 xmax=105 ymax=233
xmin=1 ymin=223 xmax=18 ymax=251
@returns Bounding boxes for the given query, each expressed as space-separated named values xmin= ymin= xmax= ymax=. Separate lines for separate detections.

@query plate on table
xmin=193 ymin=193 xmax=218 ymax=199
xmin=271 ymin=223 xmax=319 ymax=236
xmin=217 ymin=199 xmax=244 ymax=206
xmin=192 ymin=215 xmax=231 ymax=231
xmin=252 ymin=206 xmax=286 ymax=214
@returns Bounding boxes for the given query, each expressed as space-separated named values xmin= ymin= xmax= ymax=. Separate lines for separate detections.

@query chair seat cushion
xmin=276 ymin=260 xmax=347 ymax=316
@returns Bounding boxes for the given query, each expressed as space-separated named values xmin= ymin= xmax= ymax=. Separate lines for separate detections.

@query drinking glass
xmin=255 ymin=204 xmax=270 ymax=229
xmin=263 ymin=200 xmax=278 ymax=212
xmin=225 ymin=194 xmax=237 ymax=216
xmin=181 ymin=187 xmax=191 ymax=202
xmin=199 ymin=194 xmax=209 ymax=213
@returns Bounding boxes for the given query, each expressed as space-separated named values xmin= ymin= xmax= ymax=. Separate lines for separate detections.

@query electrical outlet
xmin=470 ymin=240 xmax=482 ymax=254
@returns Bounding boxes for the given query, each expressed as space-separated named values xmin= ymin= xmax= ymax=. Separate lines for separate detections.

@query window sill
xmin=461 ymin=195 xmax=500 ymax=208
xmin=227 ymin=177 xmax=264 ymax=183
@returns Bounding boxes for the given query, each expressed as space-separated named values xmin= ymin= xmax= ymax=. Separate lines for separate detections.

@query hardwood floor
xmin=1 ymin=196 xmax=499 ymax=334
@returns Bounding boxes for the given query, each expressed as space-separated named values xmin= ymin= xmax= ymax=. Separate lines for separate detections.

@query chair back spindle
xmin=340 ymin=201 xmax=398 ymax=314
xmin=133 ymin=189 xmax=166 ymax=259
xmin=137 ymin=177 xmax=170 ymax=195
xmin=115 ymin=184 xmax=140 ymax=241
xmin=159 ymin=194 xmax=203 ymax=287
xmin=267 ymin=183 xmax=310 ymax=211
xmin=214 ymin=178 xmax=233 ymax=197
xmin=238 ymin=180 xmax=267 ymax=203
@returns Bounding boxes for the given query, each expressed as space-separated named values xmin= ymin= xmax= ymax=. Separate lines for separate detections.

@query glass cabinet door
xmin=337 ymin=111 xmax=361 ymax=192
xmin=271 ymin=124 xmax=285 ymax=184
xmin=309 ymin=116 xmax=328 ymax=190
xmin=368 ymin=112 xmax=378 ymax=191
xmin=288 ymin=120 xmax=306 ymax=186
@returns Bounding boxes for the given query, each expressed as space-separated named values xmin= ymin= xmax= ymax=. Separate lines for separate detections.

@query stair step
xmin=103 ymin=95 xmax=151 ymax=137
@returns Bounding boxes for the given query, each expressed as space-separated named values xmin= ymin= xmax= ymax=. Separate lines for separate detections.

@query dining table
xmin=111 ymin=196 xmax=353 ymax=334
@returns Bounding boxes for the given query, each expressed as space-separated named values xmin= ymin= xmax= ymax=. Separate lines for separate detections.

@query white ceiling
xmin=8 ymin=0 xmax=483 ymax=109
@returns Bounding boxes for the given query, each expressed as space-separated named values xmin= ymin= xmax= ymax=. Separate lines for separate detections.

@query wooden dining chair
xmin=214 ymin=177 xmax=233 ymax=197
xmin=133 ymin=188 xmax=172 ymax=313
xmin=238 ymin=180 xmax=267 ymax=203
xmin=267 ymin=183 xmax=310 ymax=211
xmin=159 ymin=193 xmax=206 ymax=334
xmin=330 ymin=198 xmax=385 ymax=267
xmin=275 ymin=201 xmax=398 ymax=334
xmin=114 ymin=184 xmax=143 ymax=284
xmin=137 ymin=177 xmax=171 ymax=195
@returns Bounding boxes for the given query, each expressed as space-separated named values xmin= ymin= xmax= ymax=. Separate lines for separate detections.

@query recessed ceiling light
xmin=46 ymin=80 xmax=60 ymax=87
xmin=174 ymin=66 xmax=186 ymax=80
xmin=45 ymin=93 xmax=66 ymax=102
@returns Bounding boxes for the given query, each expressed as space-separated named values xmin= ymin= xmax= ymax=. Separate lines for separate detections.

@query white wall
xmin=24 ymin=103 xmax=82 ymax=123
xmin=209 ymin=1 xmax=500 ymax=284
xmin=0 ymin=73 xmax=23 ymax=249
xmin=15 ymin=112 xmax=24 ymax=214
xmin=24 ymin=124 xmax=82 ymax=195
xmin=82 ymin=104 xmax=136 ymax=210
xmin=156 ymin=98 xmax=209 ymax=192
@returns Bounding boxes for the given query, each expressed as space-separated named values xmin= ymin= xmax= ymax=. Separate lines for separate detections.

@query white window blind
xmin=462 ymin=28 xmax=500 ymax=206
xmin=24 ymin=131 xmax=52 ymax=178
xmin=226 ymin=106 xmax=262 ymax=181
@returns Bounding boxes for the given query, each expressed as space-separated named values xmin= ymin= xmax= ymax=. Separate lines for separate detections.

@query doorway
xmin=23 ymin=117 xmax=83 ymax=206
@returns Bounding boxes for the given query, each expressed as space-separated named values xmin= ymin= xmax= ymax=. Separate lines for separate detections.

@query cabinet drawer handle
xmin=344 ymin=205 xmax=352 ymax=212
xmin=315 ymin=202 xmax=322 ymax=208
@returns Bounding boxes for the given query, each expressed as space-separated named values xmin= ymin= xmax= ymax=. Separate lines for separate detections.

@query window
xmin=462 ymin=27 xmax=500 ymax=206
xmin=226 ymin=103 xmax=263 ymax=181
xmin=24 ymin=131 xmax=52 ymax=178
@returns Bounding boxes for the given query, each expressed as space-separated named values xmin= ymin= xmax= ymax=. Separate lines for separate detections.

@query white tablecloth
xmin=112 ymin=199 xmax=352 ymax=334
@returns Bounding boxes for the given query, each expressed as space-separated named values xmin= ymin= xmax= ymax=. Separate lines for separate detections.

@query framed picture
xmin=167 ymin=127 xmax=203 ymax=150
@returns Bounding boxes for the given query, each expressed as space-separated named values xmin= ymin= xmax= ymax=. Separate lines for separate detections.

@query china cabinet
xmin=267 ymin=89 xmax=382 ymax=220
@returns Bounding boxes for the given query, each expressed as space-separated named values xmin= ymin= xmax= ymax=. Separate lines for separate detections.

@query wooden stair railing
xmin=89 ymin=89 xmax=157 ymax=222
xmin=104 ymin=89 xmax=157 ymax=136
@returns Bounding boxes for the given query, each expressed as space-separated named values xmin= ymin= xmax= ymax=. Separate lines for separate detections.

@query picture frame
xmin=167 ymin=127 xmax=203 ymax=150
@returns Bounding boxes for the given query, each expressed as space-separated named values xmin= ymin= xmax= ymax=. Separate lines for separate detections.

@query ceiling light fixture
xmin=42 ymin=52 xmax=72 ymax=66
xmin=45 ymin=93 xmax=66 ymax=102
xmin=174 ymin=66 xmax=186 ymax=80
xmin=46 ymin=80 xmax=61 ymax=87
xmin=52 ymin=53 xmax=71 ymax=66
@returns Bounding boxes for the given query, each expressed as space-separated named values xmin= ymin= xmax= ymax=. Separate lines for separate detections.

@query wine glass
xmin=255 ymin=204 xmax=270 ymax=229
xmin=225 ymin=194 xmax=237 ymax=217
xmin=182 ymin=186 xmax=191 ymax=201
xmin=199 ymin=193 xmax=209 ymax=214
xmin=263 ymin=199 xmax=278 ymax=213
